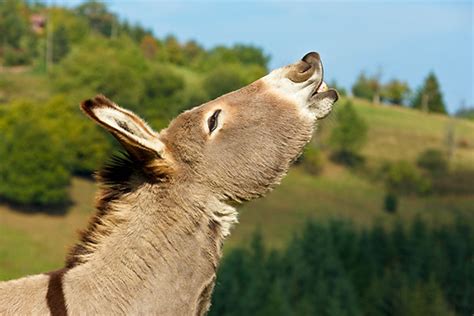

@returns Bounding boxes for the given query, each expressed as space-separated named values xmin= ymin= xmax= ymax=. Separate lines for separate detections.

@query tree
xmin=209 ymin=219 xmax=473 ymax=315
xmin=52 ymin=24 xmax=70 ymax=63
xmin=384 ymin=192 xmax=398 ymax=213
xmin=329 ymin=101 xmax=368 ymax=166
xmin=202 ymin=45 xmax=269 ymax=71
xmin=127 ymin=23 xmax=151 ymax=43
xmin=53 ymin=36 xmax=148 ymax=110
xmin=75 ymin=0 xmax=117 ymax=37
xmin=142 ymin=64 xmax=186 ymax=120
xmin=182 ymin=40 xmax=204 ymax=65
xmin=407 ymin=278 xmax=455 ymax=316
xmin=0 ymin=0 xmax=34 ymax=66
xmin=284 ymin=223 xmax=360 ymax=316
xmin=140 ymin=35 xmax=159 ymax=60
xmin=42 ymin=95 xmax=111 ymax=175
xmin=164 ymin=35 xmax=185 ymax=65
xmin=416 ymin=148 xmax=448 ymax=176
xmin=382 ymin=79 xmax=411 ymax=105
xmin=352 ymin=72 xmax=381 ymax=104
xmin=383 ymin=161 xmax=431 ymax=196
xmin=0 ymin=0 xmax=30 ymax=49
xmin=0 ymin=100 xmax=71 ymax=207
xmin=203 ymin=64 xmax=246 ymax=100
xmin=231 ymin=44 xmax=270 ymax=69
xmin=411 ymin=72 xmax=447 ymax=114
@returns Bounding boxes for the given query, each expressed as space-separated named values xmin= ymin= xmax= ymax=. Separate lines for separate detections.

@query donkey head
xmin=81 ymin=52 xmax=338 ymax=202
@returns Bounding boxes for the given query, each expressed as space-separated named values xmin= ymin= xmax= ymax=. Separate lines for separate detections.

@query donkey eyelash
xmin=208 ymin=109 xmax=222 ymax=134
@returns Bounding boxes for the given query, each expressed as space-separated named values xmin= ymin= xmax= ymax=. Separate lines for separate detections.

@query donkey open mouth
xmin=263 ymin=51 xmax=338 ymax=120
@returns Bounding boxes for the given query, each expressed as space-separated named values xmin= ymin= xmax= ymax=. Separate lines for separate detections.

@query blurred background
xmin=0 ymin=0 xmax=472 ymax=315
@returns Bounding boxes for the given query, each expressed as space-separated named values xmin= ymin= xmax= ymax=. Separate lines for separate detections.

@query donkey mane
xmin=65 ymin=153 xmax=167 ymax=268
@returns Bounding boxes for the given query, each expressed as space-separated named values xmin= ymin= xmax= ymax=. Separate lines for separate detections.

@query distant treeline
xmin=211 ymin=219 xmax=473 ymax=316
xmin=347 ymin=71 xmax=448 ymax=114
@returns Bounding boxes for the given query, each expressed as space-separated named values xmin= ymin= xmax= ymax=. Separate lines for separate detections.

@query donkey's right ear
xmin=80 ymin=95 xmax=165 ymax=160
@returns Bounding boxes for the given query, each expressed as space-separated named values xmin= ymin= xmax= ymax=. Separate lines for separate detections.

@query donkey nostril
xmin=302 ymin=52 xmax=320 ymax=66
xmin=288 ymin=52 xmax=322 ymax=83
xmin=299 ymin=62 xmax=312 ymax=73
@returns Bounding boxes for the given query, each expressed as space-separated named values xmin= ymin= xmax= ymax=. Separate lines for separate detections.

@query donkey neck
xmin=63 ymin=181 xmax=237 ymax=315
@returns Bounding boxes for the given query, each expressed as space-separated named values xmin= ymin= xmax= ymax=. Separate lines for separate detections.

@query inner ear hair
xmin=80 ymin=95 xmax=165 ymax=160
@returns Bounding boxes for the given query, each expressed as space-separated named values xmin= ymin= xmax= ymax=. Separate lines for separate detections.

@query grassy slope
xmin=318 ymin=98 xmax=474 ymax=169
xmin=1 ymin=96 xmax=474 ymax=280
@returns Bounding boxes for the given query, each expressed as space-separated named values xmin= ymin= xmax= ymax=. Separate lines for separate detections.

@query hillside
xmin=339 ymin=98 xmax=474 ymax=169
xmin=1 ymin=100 xmax=473 ymax=279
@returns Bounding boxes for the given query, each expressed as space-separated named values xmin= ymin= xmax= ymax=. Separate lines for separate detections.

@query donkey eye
xmin=207 ymin=109 xmax=221 ymax=134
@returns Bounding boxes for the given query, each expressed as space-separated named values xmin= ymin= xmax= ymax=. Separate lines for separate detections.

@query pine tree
xmin=209 ymin=249 xmax=252 ymax=316
xmin=284 ymin=223 xmax=359 ymax=316
xmin=411 ymin=72 xmax=447 ymax=113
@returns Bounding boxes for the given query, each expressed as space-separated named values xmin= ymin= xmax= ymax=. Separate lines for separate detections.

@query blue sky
xmin=57 ymin=0 xmax=473 ymax=113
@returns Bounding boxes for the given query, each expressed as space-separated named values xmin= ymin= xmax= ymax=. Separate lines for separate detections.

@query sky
xmin=55 ymin=0 xmax=473 ymax=113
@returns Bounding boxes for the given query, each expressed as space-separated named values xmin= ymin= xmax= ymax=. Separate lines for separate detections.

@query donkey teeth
xmin=317 ymin=81 xmax=328 ymax=93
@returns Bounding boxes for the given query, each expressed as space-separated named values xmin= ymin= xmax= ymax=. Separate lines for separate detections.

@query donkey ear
xmin=80 ymin=95 xmax=165 ymax=159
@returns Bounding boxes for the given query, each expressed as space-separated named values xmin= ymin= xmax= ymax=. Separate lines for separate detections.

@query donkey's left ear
xmin=81 ymin=95 xmax=165 ymax=160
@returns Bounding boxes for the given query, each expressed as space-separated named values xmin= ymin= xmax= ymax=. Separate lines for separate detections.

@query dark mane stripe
xmin=46 ymin=268 xmax=68 ymax=316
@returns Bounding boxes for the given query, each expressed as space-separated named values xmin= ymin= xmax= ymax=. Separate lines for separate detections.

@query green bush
xmin=3 ymin=46 xmax=30 ymax=66
xmin=383 ymin=192 xmax=398 ymax=213
xmin=384 ymin=161 xmax=431 ymax=196
xmin=301 ymin=146 xmax=325 ymax=175
xmin=416 ymin=148 xmax=448 ymax=176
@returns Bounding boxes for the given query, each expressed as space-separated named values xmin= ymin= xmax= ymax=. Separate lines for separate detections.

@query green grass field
xmin=1 ymin=97 xmax=474 ymax=280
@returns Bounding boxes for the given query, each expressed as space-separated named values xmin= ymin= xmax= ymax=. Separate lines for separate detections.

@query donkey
xmin=0 ymin=52 xmax=338 ymax=315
